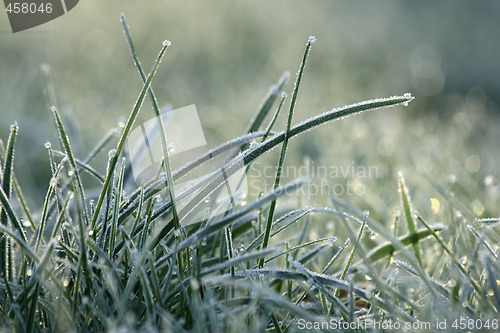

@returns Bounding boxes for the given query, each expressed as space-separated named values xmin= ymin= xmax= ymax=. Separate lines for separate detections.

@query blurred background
xmin=1 ymin=0 xmax=499 ymax=221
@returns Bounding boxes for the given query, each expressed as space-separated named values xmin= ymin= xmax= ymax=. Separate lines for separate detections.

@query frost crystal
xmin=308 ymin=36 xmax=317 ymax=44
xmin=162 ymin=40 xmax=171 ymax=47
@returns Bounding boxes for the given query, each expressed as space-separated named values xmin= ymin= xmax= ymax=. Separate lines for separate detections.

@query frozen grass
xmin=0 ymin=16 xmax=499 ymax=332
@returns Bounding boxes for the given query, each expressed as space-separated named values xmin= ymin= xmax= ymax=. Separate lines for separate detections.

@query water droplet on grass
xmin=44 ymin=142 xmax=52 ymax=149
xmin=168 ymin=143 xmax=176 ymax=153
xmin=108 ymin=149 xmax=117 ymax=159
xmin=162 ymin=40 xmax=171 ymax=47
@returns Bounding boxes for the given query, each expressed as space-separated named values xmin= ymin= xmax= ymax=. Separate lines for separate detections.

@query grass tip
xmin=162 ymin=40 xmax=172 ymax=47
xmin=308 ymin=36 xmax=317 ymax=44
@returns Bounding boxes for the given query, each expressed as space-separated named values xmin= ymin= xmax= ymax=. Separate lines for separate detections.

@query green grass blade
xmin=348 ymin=226 xmax=444 ymax=273
xmin=398 ymin=173 xmax=423 ymax=267
xmin=260 ymin=36 xmax=315 ymax=268
xmin=90 ymin=39 xmax=171 ymax=229
xmin=246 ymin=71 xmax=289 ymax=134
xmin=0 ymin=123 xmax=19 ymax=280
xmin=153 ymin=179 xmax=308 ymax=255
xmin=121 ymin=13 xmax=181 ymax=232
xmin=146 ymin=94 xmax=413 ymax=230
xmin=0 ymin=182 xmax=28 ymax=246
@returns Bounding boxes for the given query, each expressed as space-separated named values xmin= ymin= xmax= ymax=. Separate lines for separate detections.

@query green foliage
xmin=0 ymin=17 xmax=498 ymax=333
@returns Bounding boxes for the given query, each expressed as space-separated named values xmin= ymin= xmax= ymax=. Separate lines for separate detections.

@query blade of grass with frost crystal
xmin=246 ymin=208 xmax=361 ymax=253
xmin=348 ymin=226 xmax=444 ymax=273
xmin=35 ymin=156 xmax=66 ymax=251
xmin=146 ymin=94 xmax=414 ymax=251
xmin=90 ymin=39 xmax=170 ymax=229
xmin=0 ymin=123 xmax=18 ymax=280
xmin=153 ymin=179 xmax=308 ymax=256
xmin=416 ymin=215 xmax=482 ymax=294
xmin=50 ymin=194 xmax=72 ymax=238
xmin=51 ymin=107 xmax=89 ymax=224
xmin=26 ymin=242 xmax=54 ymax=333
xmin=52 ymin=107 xmax=93 ymax=293
xmin=259 ymin=36 xmax=315 ymax=268
xmin=136 ymin=93 xmax=413 ymax=236
xmin=262 ymin=92 xmax=287 ymax=142
xmin=52 ymin=151 xmax=104 ymax=182
xmin=115 ymin=132 xmax=270 ymax=226
xmin=484 ymin=255 xmax=500 ymax=311
xmin=398 ymin=173 xmax=423 ymax=267
xmin=246 ymin=71 xmax=289 ymax=135
xmin=289 ymin=239 xmax=349 ymax=314
xmin=108 ymin=158 xmax=126 ymax=258
xmin=264 ymin=238 xmax=334 ymax=264
xmin=121 ymin=14 xmax=180 ymax=231
xmin=0 ymin=184 xmax=27 ymax=248
xmin=394 ymin=259 xmax=476 ymax=317
xmin=339 ymin=218 xmax=367 ymax=282
xmin=0 ymin=139 xmax=35 ymax=231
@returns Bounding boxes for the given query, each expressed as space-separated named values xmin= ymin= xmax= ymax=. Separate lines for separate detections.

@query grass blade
xmin=260 ymin=36 xmax=315 ymax=268
xmin=398 ymin=173 xmax=423 ymax=267
xmin=90 ymin=39 xmax=171 ymax=229
xmin=121 ymin=13 xmax=181 ymax=232
xmin=0 ymin=123 xmax=19 ymax=280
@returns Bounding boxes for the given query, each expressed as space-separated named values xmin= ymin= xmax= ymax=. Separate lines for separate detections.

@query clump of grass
xmin=0 ymin=15 xmax=498 ymax=333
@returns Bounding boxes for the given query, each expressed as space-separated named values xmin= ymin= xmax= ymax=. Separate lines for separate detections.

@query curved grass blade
xmin=348 ymin=226 xmax=445 ymax=273
xmin=150 ymin=94 xmax=414 ymax=231
xmin=246 ymin=71 xmax=289 ymax=135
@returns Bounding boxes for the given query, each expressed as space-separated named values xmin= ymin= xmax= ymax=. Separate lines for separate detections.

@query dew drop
xmin=44 ymin=142 xmax=52 ymax=149
xmin=49 ymin=177 xmax=58 ymax=187
xmin=162 ymin=40 xmax=172 ymax=47
xmin=167 ymin=143 xmax=176 ymax=153
xmin=308 ymin=36 xmax=317 ymax=44
xmin=108 ymin=149 xmax=117 ymax=159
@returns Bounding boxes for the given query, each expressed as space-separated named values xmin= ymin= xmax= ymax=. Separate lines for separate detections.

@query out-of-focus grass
xmin=1 ymin=1 xmax=499 ymax=210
